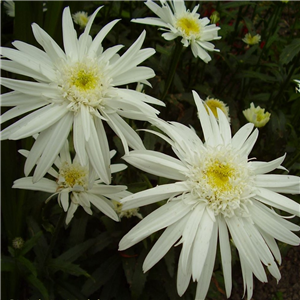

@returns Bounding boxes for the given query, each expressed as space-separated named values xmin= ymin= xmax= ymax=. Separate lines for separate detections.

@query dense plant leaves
xmin=280 ymin=38 xmax=300 ymax=65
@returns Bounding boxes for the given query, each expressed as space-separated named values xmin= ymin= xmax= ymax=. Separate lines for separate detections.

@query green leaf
xmin=56 ymin=281 xmax=88 ymax=300
xmin=241 ymin=70 xmax=277 ymax=82
xmin=280 ymin=38 xmax=300 ymax=65
xmin=17 ymin=256 xmax=38 ymax=277
xmin=19 ymin=231 xmax=43 ymax=256
xmin=49 ymin=258 xmax=90 ymax=278
xmin=26 ymin=274 xmax=49 ymax=300
xmin=56 ymin=238 xmax=96 ymax=263
xmin=1 ymin=255 xmax=16 ymax=272
xmin=81 ymin=255 xmax=121 ymax=297
xmin=222 ymin=1 xmax=254 ymax=9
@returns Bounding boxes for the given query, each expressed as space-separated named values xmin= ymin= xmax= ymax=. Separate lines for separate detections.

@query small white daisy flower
xmin=13 ymin=141 xmax=129 ymax=225
xmin=119 ymin=91 xmax=300 ymax=300
xmin=1 ymin=6 xmax=164 ymax=184
xmin=132 ymin=0 xmax=221 ymax=63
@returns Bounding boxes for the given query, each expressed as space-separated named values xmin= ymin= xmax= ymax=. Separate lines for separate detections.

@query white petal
xmin=191 ymin=209 xmax=215 ymax=281
xmin=240 ymin=128 xmax=258 ymax=157
xmin=33 ymin=112 xmax=73 ymax=182
xmin=143 ymin=214 xmax=188 ymax=272
xmin=73 ymin=113 xmax=88 ymax=166
xmin=218 ymin=216 xmax=232 ymax=298
xmin=231 ymin=123 xmax=254 ymax=150
xmin=226 ymin=216 xmax=267 ymax=282
xmin=195 ymin=221 xmax=218 ymax=300
xmin=88 ymin=193 xmax=119 ymax=221
xmin=13 ymin=177 xmax=57 ymax=193
xmin=255 ymin=187 xmax=300 ymax=216
xmin=119 ymin=200 xmax=191 ymax=251
xmin=120 ymin=182 xmax=189 ymax=210
xmin=249 ymin=154 xmax=286 ymax=174
xmin=217 ymin=108 xmax=232 ymax=146
xmin=60 ymin=191 xmax=70 ymax=212
xmin=177 ymin=247 xmax=192 ymax=296
xmin=80 ymin=105 xmax=91 ymax=141
xmin=65 ymin=201 xmax=78 ymax=225
xmin=123 ymin=150 xmax=187 ymax=181
xmin=132 ymin=17 xmax=168 ymax=27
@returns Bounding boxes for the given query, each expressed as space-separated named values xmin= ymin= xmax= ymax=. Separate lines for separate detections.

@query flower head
xmin=204 ymin=96 xmax=230 ymax=122
xmin=132 ymin=0 xmax=221 ymax=63
xmin=72 ymin=11 xmax=90 ymax=29
xmin=113 ymin=200 xmax=143 ymax=219
xmin=1 ymin=6 xmax=164 ymax=184
xmin=243 ymin=102 xmax=271 ymax=128
xmin=294 ymin=79 xmax=300 ymax=93
xmin=13 ymin=142 xmax=129 ymax=225
xmin=242 ymin=33 xmax=261 ymax=45
xmin=3 ymin=0 xmax=15 ymax=17
xmin=12 ymin=237 xmax=24 ymax=249
xmin=119 ymin=91 xmax=300 ymax=300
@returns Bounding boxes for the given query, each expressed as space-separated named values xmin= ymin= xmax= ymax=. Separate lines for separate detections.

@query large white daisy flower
xmin=132 ymin=0 xmax=221 ymax=63
xmin=13 ymin=140 xmax=130 ymax=225
xmin=0 ymin=6 xmax=164 ymax=184
xmin=119 ymin=91 xmax=300 ymax=300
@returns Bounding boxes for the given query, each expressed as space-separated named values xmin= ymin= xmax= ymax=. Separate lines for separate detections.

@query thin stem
xmin=161 ymin=41 xmax=183 ymax=101
xmin=42 ymin=212 xmax=65 ymax=271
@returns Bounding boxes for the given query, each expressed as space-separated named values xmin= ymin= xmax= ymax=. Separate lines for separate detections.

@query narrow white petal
xmin=239 ymin=252 xmax=254 ymax=300
xmin=249 ymin=154 xmax=286 ymax=174
xmin=120 ymin=182 xmax=188 ymax=210
xmin=177 ymin=248 xmax=192 ymax=297
xmin=181 ymin=204 xmax=205 ymax=274
xmin=123 ymin=150 xmax=187 ymax=181
xmin=13 ymin=177 xmax=57 ymax=193
xmin=143 ymin=214 xmax=188 ymax=272
xmin=33 ymin=113 xmax=73 ymax=182
xmin=255 ymin=187 xmax=300 ymax=216
xmin=226 ymin=216 xmax=267 ymax=282
xmin=80 ymin=105 xmax=91 ymax=141
xmin=119 ymin=201 xmax=191 ymax=251
xmin=191 ymin=210 xmax=215 ymax=281
xmin=218 ymin=216 xmax=232 ymax=298
xmin=88 ymin=193 xmax=119 ymax=222
xmin=62 ymin=7 xmax=78 ymax=59
xmin=132 ymin=17 xmax=169 ymax=27
xmin=60 ymin=191 xmax=70 ymax=212
xmin=86 ymin=118 xmax=111 ymax=184
xmin=73 ymin=113 xmax=88 ymax=166
xmin=0 ymin=91 xmax=41 ymax=107
xmin=88 ymin=19 xmax=120 ymax=57
xmin=195 ymin=221 xmax=218 ymax=300
xmin=217 ymin=108 xmax=232 ymax=146
xmin=65 ymin=201 xmax=78 ymax=225
xmin=240 ymin=128 xmax=259 ymax=157
xmin=231 ymin=123 xmax=254 ymax=150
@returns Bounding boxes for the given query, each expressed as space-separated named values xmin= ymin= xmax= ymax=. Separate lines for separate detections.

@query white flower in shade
xmin=119 ymin=91 xmax=300 ymax=300
xmin=294 ymin=79 xmax=300 ymax=93
xmin=13 ymin=141 xmax=129 ymax=225
xmin=3 ymin=0 xmax=15 ymax=17
xmin=242 ymin=33 xmax=261 ymax=45
xmin=0 ymin=6 xmax=164 ymax=184
xmin=72 ymin=11 xmax=90 ymax=29
xmin=132 ymin=0 xmax=221 ymax=63
xmin=112 ymin=200 xmax=143 ymax=220
xmin=243 ymin=102 xmax=271 ymax=128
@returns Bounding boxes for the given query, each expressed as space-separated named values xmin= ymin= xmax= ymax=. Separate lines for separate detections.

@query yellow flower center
xmin=205 ymin=161 xmax=234 ymax=194
xmin=59 ymin=58 xmax=112 ymax=112
xmin=71 ymin=68 xmax=98 ymax=91
xmin=175 ymin=14 xmax=202 ymax=39
xmin=58 ymin=162 xmax=88 ymax=190
xmin=204 ymin=98 xmax=229 ymax=119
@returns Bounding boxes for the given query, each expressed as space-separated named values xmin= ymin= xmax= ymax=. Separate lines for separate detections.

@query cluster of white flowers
xmin=1 ymin=1 xmax=299 ymax=300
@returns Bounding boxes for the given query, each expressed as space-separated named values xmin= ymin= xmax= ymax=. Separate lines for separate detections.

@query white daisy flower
xmin=0 ymin=6 xmax=164 ymax=184
xmin=243 ymin=102 xmax=271 ymax=128
xmin=119 ymin=91 xmax=300 ymax=300
xmin=294 ymin=79 xmax=300 ymax=93
xmin=132 ymin=0 xmax=221 ymax=63
xmin=242 ymin=33 xmax=261 ymax=46
xmin=13 ymin=141 xmax=130 ymax=225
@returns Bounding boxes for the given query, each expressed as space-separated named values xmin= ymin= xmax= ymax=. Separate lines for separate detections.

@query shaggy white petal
xmin=13 ymin=177 xmax=57 ymax=193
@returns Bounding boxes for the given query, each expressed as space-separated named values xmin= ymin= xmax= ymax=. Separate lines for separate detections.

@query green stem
xmin=161 ymin=41 xmax=183 ymax=101
xmin=42 ymin=212 xmax=65 ymax=271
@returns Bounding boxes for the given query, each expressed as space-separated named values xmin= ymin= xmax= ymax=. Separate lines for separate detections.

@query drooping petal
xmin=13 ymin=177 xmax=57 ymax=193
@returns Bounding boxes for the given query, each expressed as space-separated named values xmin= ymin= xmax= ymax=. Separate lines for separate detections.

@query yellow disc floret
xmin=175 ymin=13 xmax=202 ymax=39
xmin=204 ymin=97 xmax=230 ymax=120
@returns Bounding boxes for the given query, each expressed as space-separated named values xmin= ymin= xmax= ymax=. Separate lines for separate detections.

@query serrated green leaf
xmin=19 ymin=231 xmax=43 ymax=256
xmin=1 ymin=255 xmax=16 ymax=272
xmin=280 ymin=38 xmax=300 ymax=65
xmin=26 ymin=274 xmax=49 ymax=300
